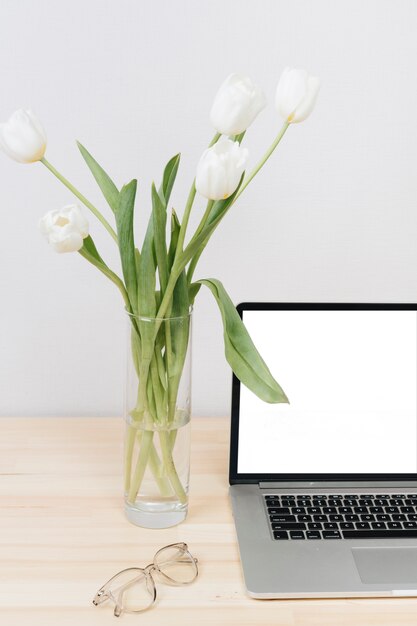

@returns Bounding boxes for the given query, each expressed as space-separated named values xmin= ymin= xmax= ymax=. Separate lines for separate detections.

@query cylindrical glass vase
xmin=124 ymin=310 xmax=192 ymax=529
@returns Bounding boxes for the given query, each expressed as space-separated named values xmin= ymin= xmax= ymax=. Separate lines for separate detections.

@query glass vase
xmin=124 ymin=310 xmax=192 ymax=528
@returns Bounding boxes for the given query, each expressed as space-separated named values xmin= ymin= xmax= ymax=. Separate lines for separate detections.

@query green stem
xmin=235 ymin=122 xmax=289 ymax=200
xmin=159 ymin=430 xmax=187 ymax=504
xmin=127 ymin=430 xmax=153 ymax=503
xmin=40 ymin=157 xmax=118 ymax=243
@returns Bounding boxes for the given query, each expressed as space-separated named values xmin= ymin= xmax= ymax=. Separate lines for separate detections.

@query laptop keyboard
xmin=265 ymin=493 xmax=417 ymax=540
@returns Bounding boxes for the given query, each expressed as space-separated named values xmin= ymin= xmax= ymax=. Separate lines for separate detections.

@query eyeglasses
xmin=92 ymin=542 xmax=198 ymax=617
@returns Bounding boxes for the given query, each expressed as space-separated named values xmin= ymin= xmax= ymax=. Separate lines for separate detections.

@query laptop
xmin=229 ymin=302 xmax=417 ymax=598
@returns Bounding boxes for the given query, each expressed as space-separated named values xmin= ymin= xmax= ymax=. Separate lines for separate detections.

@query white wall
xmin=0 ymin=0 xmax=416 ymax=417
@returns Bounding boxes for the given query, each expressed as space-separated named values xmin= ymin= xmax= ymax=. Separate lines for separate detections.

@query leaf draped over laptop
xmin=196 ymin=279 xmax=289 ymax=404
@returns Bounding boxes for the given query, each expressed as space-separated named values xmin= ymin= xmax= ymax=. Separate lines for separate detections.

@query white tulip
xmin=0 ymin=109 xmax=47 ymax=163
xmin=39 ymin=204 xmax=89 ymax=253
xmin=275 ymin=68 xmax=320 ymax=124
xmin=195 ymin=138 xmax=249 ymax=200
xmin=210 ymin=73 xmax=266 ymax=135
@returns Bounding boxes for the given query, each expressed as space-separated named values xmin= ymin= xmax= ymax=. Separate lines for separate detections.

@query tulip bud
xmin=39 ymin=204 xmax=89 ymax=253
xmin=275 ymin=68 xmax=320 ymax=124
xmin=195 ymin=138 xmax=249 ymax=200
xmin=210 ymin=74 xmax=266 ymax=136
xmin=0 ymin=109 xmax=47 ymax=163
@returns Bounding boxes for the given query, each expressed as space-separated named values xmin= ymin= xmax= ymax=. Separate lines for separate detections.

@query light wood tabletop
xmin=1 ymin=416 xmax=417 ymax=625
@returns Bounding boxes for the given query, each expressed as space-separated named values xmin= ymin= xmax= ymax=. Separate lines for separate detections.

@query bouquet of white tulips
xmin=0 ymin=68 xmax=319 ymax=518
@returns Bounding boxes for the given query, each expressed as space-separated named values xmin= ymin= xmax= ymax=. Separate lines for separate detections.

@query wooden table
xmin=1 ymin=417 xmax=417 ymax=625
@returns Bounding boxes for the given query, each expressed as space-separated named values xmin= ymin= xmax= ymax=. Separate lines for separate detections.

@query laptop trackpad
xmin=352 ymin=547 xmax=417 ymax=584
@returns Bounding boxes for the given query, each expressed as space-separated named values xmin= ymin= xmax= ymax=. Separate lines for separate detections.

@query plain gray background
xmin=0 ymin=0 xmax=416 ymax=417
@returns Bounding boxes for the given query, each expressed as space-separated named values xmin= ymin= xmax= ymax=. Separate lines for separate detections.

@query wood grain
xmin=1 ymin=416 xmax=416 ymax=625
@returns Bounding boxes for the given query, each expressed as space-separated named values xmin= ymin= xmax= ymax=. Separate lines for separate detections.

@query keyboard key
xmin=312 ymin=499 xmax=327 ymax=507
xmin=345 ymin=514 xmax=360 ymax=522
xmin=292 ymin=507 xmax=306 ymax=515
xmin=360 ymin=514 xmax=375 ymax=522
xmin=406 ymin=499 xmax=417 ymax=506
xmin=359 ymin=500 xmax=373 ymax=507
xmin=322 ymin=507 xmax=337 ymax=514
xmin=342 ymin=530 xmax=417 ymax=539
xmin=340 ymin=522 xmax=355 ymax=529
xmin=281 ymin=499 xmax=294 ymax=506
xmin=324 ymin=522 xmax=338 ymax=529
xmin=400 ymin=507 xmax=414 ymax=514
xmin=354 ymin=507 xmax=368 ymax=514
xmin=270 ymin=515 xmax=296 ymax=523
xmin=272 ymin=522 xmax=306 ymax=530
xmin=268 ymin=508 xmax=290 ymax=515
xmin=408 ymin=514 xmax=417 ymax=521
xmin=369 ymin=507 xmax=384 ymax=514
xmin=392 ymin=514 xmax=407 ymax=521
xmin=308 ymin=522 xmax=322 ymax=530
xmin=328 ymin=494 xmax=343 ymax=498
xmin=371 ymin=522 xmax=386 ymax=530
xmin=374 ymin=499 xmax=389 ymax=506
xmin=329 ymin=515 xmax=343 ymax=521
xmin=393 ymin=494 xmax=406 ymax=498
xmin=376 ymin=514 xmax=390 ymax=521
xmin=298 ymin=515 xmax=312 ymax=522
xmin=273 ymin=531 xmax=289 ymax=540
xmin=323 ymin=531 xmax=341 ymax=539
xmin=290 ymin=531 xmax=305 ymax=540
xmin=387 ymin=522 xmax=402 ymax=529
xmin=313 ymin=515 xmax=328 ymax=522
xmin=306 ymin=531 xmax=321 ymax=539
xmin=356 ymin=522 xmax=370 ymax=530
xmin=386 ymin=507 xmax=399 ymax=514
xmin=307 ymin=507 xmax=321 ymax=514
xmin=404 ymin=522 xmax=417 ymax=529
xmin=340 ymin=507 xmax=353 ymax=514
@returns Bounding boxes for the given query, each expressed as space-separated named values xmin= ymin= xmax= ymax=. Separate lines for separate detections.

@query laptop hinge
xmin=259 ymin=481 xmax=417 ymax=490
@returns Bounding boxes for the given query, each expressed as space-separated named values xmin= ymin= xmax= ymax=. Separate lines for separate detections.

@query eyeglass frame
xmin=92 ymin=542 xmax=199 ymax=617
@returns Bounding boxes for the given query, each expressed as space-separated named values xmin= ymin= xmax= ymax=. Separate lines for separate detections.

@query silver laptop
xmin=229 ymin=302 xmax=417 ymax=598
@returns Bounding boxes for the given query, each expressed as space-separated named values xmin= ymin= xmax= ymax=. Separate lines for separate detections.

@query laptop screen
xmin=236 ymin=306 xmax=417 ymax=477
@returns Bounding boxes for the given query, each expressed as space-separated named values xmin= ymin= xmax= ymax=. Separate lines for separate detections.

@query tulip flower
xmin=275 ymin=68 xmax=320 ymax=124
xmin=210 ymin=73 xmax=266 ymax=136
xmin=0 ymin=109 xmax=47 ymax=163
xmin=39 ymin=204 xmax=89 ymax=253
xmin=195 ymin=138 xmax=249 ymax=200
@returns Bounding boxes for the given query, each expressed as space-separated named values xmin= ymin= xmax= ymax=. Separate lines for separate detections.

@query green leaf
xmin=81 ymin=235 xmax=105 ymax=265
xmin=137 ymin=218 xmax=156 ymax=318
xmin=116 ymin=180 xmax=138 ymax=308
xmin=77 ymin=141 xmax=119 ymax=214
xmin=168 ymin=209 xmax=180 ymax=270
xmin=198 ymin=279 xmax=289 ymax=404
xmin=189 ymin=281 xmax=201 ymax=305
xmin=159 ymin=153 xmax=180 ymax=206
xmin=151 ymin=183 xmax=168 ymax=293
xmin=78 ymin=236 xmax=134 ymax=313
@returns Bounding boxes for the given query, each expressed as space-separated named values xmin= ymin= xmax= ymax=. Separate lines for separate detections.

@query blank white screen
xmin=237 ymin=310 xmax=417 ymax=474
